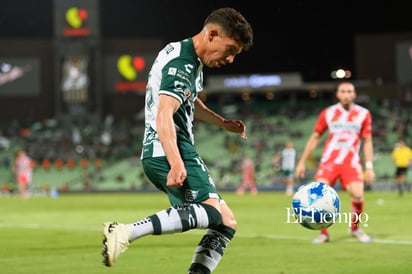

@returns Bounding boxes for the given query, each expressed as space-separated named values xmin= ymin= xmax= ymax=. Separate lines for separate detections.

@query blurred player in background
xmin=273 ymin=140 xmax=297 ymax=196
xmin=236 ymin=153 xmax=258 ymax=195
xmin=13 ymin=149 xmax=33 ymax=199
xmin=391 ymin=139 xmax=412 ymax=196
xmin=101 ymin=7 xmax=253 ymax=273
xmin=295 ymin=81 xmax=375 ymax=244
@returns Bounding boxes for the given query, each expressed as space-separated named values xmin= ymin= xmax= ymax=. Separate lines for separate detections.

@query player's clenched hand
xmin=167 ymin=162 xmax=187 ymax=188
xmin=223 ymin=119 xmax=247 ymax=140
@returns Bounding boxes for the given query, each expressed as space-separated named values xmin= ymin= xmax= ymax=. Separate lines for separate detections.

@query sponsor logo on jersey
xmin=165 ymin=44 xmax=174 ymax=54
xmin=330 ymin=122 xmax=361 ymax=132
xmin=176 ymin=69 xmax=190 ymax=83
xmin=184 ymin=89 xmax=191 ymax=98
xmin=184 ymin=64 xmax=194 ymax=73
xmin=168 ymin=67 xmax=177 ymax=76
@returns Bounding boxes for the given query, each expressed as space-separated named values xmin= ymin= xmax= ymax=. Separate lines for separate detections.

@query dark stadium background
xmin=0 ymin=0 xmax=411 ymax=81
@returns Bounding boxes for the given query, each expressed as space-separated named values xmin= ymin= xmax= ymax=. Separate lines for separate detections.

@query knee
xmin=221 ymin=210 xmax=238 ymax=230
xmin=200 ymin=203 xmax=222 ymax=227
xmin=351 ymin=195 xmax=364 ymax=202
xmin=223 ymin=217 xmax=238 ymax=231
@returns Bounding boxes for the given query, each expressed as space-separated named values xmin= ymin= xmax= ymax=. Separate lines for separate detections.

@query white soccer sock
xmin=128 ymin=203 xmax=220 ymax=241
xmin=128 ymin=217 xmax=154 ymax=241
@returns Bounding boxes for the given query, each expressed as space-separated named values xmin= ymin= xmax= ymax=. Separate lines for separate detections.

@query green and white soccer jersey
xmin=141 ymin=38 xmax=203 ymax=159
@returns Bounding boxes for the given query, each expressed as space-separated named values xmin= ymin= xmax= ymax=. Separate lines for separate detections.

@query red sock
xmin=351 ymin=200 xmax=364 ymax=231
xmin=320 ymin=228 xmax=328 ymax=235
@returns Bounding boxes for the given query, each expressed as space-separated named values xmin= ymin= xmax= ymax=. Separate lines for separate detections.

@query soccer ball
xmin=291 ymin=181 xmax=340 ymax=230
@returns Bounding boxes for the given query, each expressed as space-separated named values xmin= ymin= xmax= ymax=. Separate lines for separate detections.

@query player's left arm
xmin=363 ymin=136 xmax=375 ymax=183
xmin=194 ymin=98 xmax=247 ymax=140
xmin=361 ymin=111 xmax=375 ymax=183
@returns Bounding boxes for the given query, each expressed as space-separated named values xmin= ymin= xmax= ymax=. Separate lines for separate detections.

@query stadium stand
xmin=1 ymin=97 xmax=411 ymax=195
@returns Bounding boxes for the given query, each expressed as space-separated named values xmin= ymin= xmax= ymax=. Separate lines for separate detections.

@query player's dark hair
xmin=204 ymin=7 xmax=253 ymax=51
xmin=336 ymin=80 xmax=354 ymax=89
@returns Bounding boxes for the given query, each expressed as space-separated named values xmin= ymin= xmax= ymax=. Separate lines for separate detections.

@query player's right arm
xmin=156 ymin=94 xmax=187 ymax=188
xmin=295 ymin=131 xmax=321 ymax=179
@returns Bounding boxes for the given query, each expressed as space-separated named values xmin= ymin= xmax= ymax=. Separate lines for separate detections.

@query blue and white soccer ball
xmin=291 ymin=181 xmax=341 ymax=230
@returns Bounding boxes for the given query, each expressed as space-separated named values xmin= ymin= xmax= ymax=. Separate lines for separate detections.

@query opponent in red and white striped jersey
xmin=295 ymin=81 xmax=375 ymax=244
xmin=315 ymin=102 xmax=372 ymax=166
xmin=14 ymin=150 xmax=33 ymax=199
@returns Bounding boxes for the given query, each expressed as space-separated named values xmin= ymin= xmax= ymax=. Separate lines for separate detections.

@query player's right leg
xmin=102 ymin=222 xmax=130 ymax=266
xmin=102 ymin=155 xmax=224 ymax=267
xmin=102 ymin=202 xmax=223 ymax=267
xmin=311 ymin=172 xmax=334 ymax=244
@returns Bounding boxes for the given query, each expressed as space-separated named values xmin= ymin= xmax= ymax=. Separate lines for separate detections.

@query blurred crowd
xmin=1 ymin=95 xmax=411 ymax=193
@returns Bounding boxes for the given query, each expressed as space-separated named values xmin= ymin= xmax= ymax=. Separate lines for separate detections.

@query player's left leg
xmin=102 ymin=155 xmax=223 ymax=267
xmin=406 ymin=169 xmax=411 ymax=191
xmin=236 ymin=180 xmax=247 ymax=195
xmin=17 ymin=175 xmax=28 ymax=199
xmin=284 ymin=172 xmax=294 ymax=196
xmin=396 ymin=171 xmax=407 ymax=196
xmin=346 ymin=181 xmax=371 ymax=243
xmin=102 ymin=202 xmax=223 ymax=267
xmin=247 ymin=179 xmax=258 ymax=195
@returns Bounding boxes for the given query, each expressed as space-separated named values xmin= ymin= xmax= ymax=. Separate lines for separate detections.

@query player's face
xmin=203 ymin=34 xmax=242 ymax=68
xmin=336 ymin=83 xmax=356 ymax=108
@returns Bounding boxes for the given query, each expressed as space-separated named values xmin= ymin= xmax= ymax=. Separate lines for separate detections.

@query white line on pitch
xmin=1 ymin=223 xmax=412 ymax=245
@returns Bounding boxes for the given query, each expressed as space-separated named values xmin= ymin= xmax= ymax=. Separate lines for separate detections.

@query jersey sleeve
xmin=313 ymin=108 xmax=328 ymax=135
xmin=360 ymin=111 xmax=372 ymax=138
xmin=159 ymin=58 xmax=196 ymax=104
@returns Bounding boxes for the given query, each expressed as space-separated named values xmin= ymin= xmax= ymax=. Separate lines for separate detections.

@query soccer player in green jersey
xmin=102 ymin=7 xmax=253 ymax=273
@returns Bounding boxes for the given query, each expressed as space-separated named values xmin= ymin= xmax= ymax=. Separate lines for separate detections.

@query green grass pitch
xmin=1 ymin=190 xmax=411 ymax=273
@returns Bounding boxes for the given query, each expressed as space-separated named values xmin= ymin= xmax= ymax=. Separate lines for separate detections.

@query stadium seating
xmin=1 ymin=98 xmax=411 ymax=194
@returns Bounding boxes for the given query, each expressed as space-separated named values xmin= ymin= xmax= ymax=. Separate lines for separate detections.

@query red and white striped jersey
xmin=314 ymin=103 xmax=372 ymax=165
